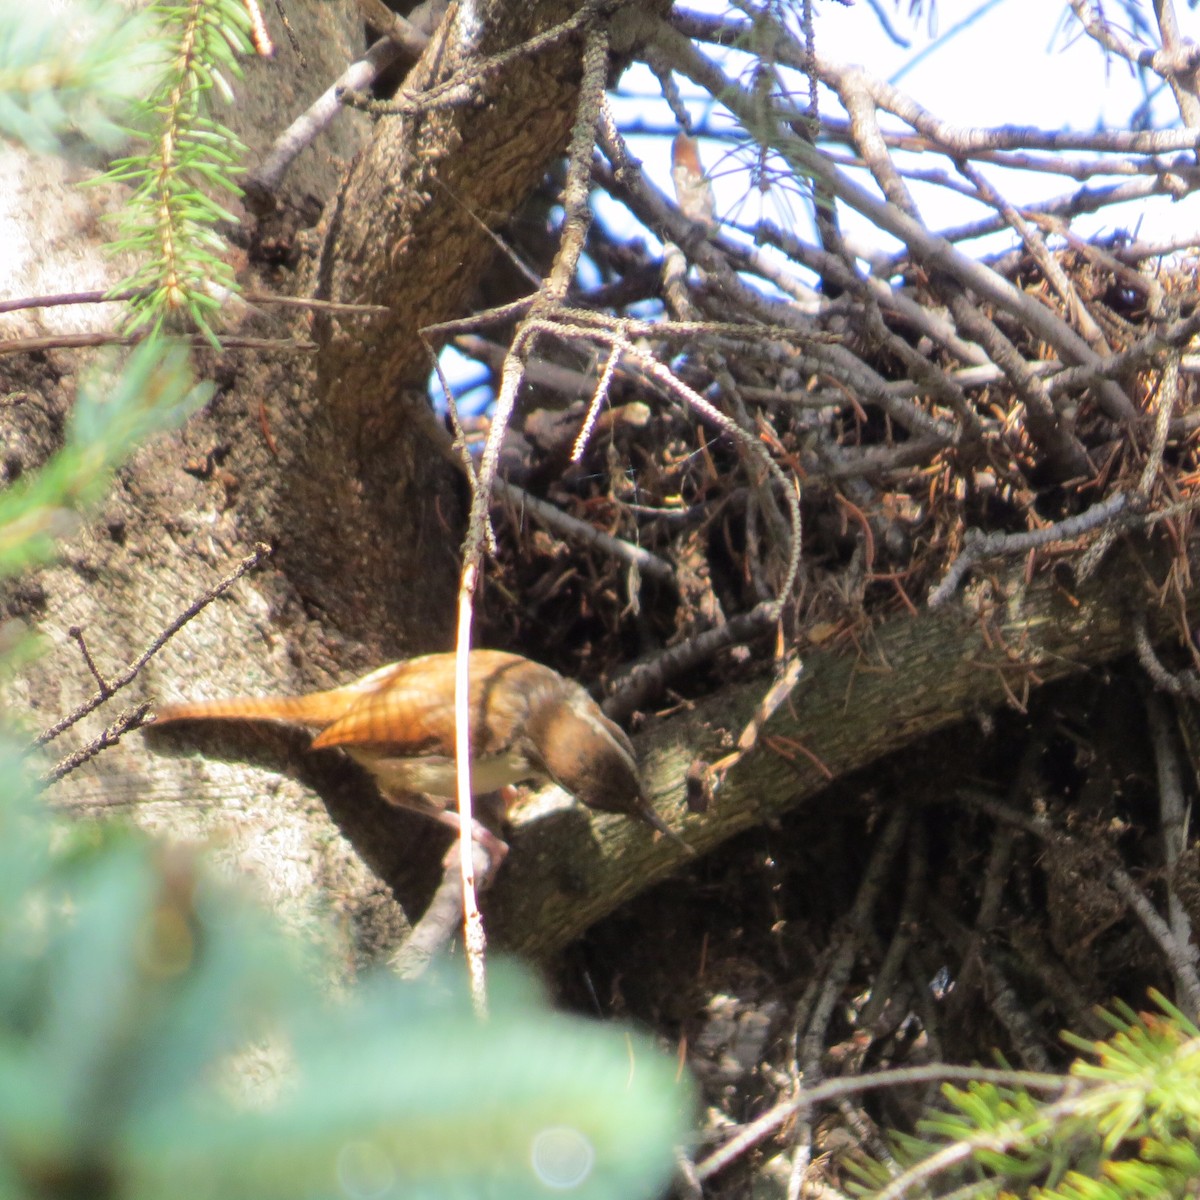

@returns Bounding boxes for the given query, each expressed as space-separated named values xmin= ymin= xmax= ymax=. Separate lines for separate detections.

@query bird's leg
xmin=431 ymin=810 xmax=509 ymax=887
xmin=379 ymin=789 xmax=510 ymax=886
xmin=386 ymin=794 xmax=510 ymax=979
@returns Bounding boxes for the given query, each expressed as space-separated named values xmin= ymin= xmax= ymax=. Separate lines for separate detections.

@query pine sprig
xmin=849 ymin=995 xmax=1200 ymax=1200
xmin=99 ymin=0 xmax=252 ymax=343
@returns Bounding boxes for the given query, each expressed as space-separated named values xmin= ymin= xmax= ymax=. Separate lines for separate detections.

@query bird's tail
xmin=154 ymin=686 xmax=357 ymax=729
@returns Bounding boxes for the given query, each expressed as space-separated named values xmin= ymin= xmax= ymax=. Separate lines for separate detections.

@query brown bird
xmin=153 ymin=649 xmax=683 ymax=844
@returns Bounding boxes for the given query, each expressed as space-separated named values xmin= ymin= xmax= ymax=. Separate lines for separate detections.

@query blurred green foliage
xmin=0 ymin=0 xmax=160 ymax=153
xmin=847 ymin=996 xmax=1200 ymax=1199
xmin=0 ymin=738 xmax=692 ymax=1200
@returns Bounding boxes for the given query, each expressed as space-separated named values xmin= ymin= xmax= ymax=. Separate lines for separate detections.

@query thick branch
xmin=311 ymin=0 xmax=666 ymax=433
xmin=276 ymin=0 xmax=670 ymax=646
xmin=486 ymin=539 xmax=1190 ymax=955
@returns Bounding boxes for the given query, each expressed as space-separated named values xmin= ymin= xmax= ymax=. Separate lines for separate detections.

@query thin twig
xmin=858 ymin=820 xmax=928 ymax=1032
xmin=693 ymin=1062 xmax=1068 ymax=1182
xmin=801 ymin=808 xmax=909 ymax=1080
xmin=605 ymin=602 xmax=778 ymax=721
xmin=41 ymin=704 xmax=152 ymax=786
xmin=570 ymin=326 xmax=624 ymax=462
xmin=0 ymin=333 xmax=316 ymax=357
xmin=247 ymin=6 xmax=432 ymax=202
xmin=978 ymin=956 xmax=1054 ymax=1072
xmin=36 ymin=544 xmax=272 ymax=747
xmin=449 ymin=0 xmax=609 ymax=1018
xmin=0 ymin=288 xmax=389 ymax=318
xmin=1146 ymin=689 xmax=1197 ymax=1010
xmin=494 ymin=479 xmax=676 ymax=585
xmin=1108 ymin=862 xmax=1200 ymax=1017
xmin=927 ymin=492 xmax=1133 ymax=607
xmin=1133 ymin=611 xmax=1200 ymax=700
xmin=390 ymin=837 xmax=500 ymax=979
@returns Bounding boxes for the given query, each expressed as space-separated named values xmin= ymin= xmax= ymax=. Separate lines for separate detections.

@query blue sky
xmin=610 ymin=0 xmax=1200 ymax=254
xmin=442 ymin=1 xmax=1200 ymax=412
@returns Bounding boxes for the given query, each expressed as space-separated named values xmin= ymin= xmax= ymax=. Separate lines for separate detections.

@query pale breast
xmin=344 ymin=746 xmax=538 ymax=800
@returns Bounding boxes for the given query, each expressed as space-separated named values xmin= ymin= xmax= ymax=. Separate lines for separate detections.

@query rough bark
xmin=1 ymin=0 xmax=671 ymax=966
xmin=285 ymin=0 xmax=671 ymax=639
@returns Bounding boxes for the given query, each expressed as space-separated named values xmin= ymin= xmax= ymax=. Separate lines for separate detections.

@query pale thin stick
xmin=453 ymin=578 xmax=486 ymax=1017
xmin=241 ymin=0 xmax=272 ymax=56
xmin=451 ymin=10 xmax=613 ymax=1011
xmin=570 ymin=329 xmax=624 ymax=462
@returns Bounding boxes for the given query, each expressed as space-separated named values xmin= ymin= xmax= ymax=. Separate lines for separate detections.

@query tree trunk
xmin=3 ymin=0 xmax=668 ymax=967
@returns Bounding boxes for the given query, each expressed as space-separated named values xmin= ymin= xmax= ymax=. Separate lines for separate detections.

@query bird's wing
xmin=310 ymin=650 xmax=539 ymax=755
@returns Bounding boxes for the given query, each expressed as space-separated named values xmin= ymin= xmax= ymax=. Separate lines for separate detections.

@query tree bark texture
xmin=1 ymin=0 xmax=669 ymax=967
xmin=285 ymin=0 xmax=674 ymax=640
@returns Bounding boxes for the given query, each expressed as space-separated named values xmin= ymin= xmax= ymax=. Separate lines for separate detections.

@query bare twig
xmin=1069 ymin=0 xmax=1200 ymax=129
xmin=801 ymin=807 xmax=909 ymax=1080
xmin=693 ymin=1062 xmax=1068 ymax=1183
xmin=390 ymin=837 xmax=501 ymax=979
xmin=570 ymin=327 xmax=624 ymax=462
xmin=68 ymin=625 xmax=108 ymax=694
xmin=247 ymin=36 xmax=411 ymax=204
xmin=449 ymin=1 xmax=610 ymax=1017
xmin=654 ymin=18 xmax=1141 ymax=425
xmin=605 ymin=601 xmax=777 ymax=722
xmin=494 ymin=479 xmax=676 ymax=585
xmin=858 ymin=820 xmax=928 ymax=1032
xmin=1133 ymin=611 xmax=1200 ymax=700
xmin=41 ymin=704 xmax=152 ymax=786
xmin=0 ymin=288 xmax=389 ymax=317
xmin=0 ymin=333 xmax=316 ymax=357
xmin=247 ymin=0 xmax=447 ymax=202
xmin=978 ymin=956 xmax=1054 ymax=1072
xmin=36 ymin=544 xmax=272 ymax=748
xmin=544 ymin=16 xmax=608 ymax=301
xmin=927 ymin=492 xmax=1133 ymax=607
xmin=1108 ymin=862 xmax=1200 ymax=1017
xmin=1146 ymin=690 xmax=1197 ymax=1002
